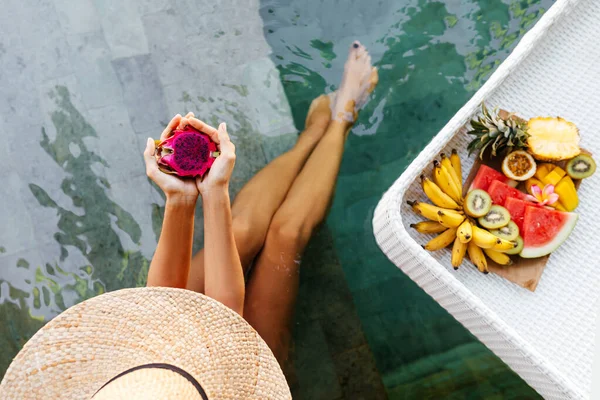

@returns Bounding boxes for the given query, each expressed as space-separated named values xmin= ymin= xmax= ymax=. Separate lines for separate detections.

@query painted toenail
xmin=353 ymin=43 xmax=359 ymax=48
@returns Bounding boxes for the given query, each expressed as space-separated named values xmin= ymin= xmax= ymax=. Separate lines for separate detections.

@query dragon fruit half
xmin=155 ymin=126 xmax=219 ymax=177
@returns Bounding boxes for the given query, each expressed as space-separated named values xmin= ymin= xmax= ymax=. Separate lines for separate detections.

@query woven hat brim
xmin=0 ymin=287 xmax=291 ymax=400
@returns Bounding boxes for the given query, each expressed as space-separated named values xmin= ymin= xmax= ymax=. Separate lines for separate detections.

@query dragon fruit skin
xmin=155 ymin=126 xmax=218 ymax=177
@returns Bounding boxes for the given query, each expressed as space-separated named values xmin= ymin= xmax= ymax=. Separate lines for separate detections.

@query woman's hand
xmin=195 ymin=122 xmax=236 ymax=196
xmin=143 ymin=113 xmax=201 ymax=206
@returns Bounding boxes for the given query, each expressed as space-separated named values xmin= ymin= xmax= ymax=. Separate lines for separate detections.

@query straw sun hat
xmin=0 ymin=287 xmax=291 ymax=399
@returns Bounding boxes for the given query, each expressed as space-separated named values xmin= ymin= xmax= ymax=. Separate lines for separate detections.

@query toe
xmin=368 ymin=67 xmax=379 ymax=93
xmin=364 ymin=54 xmax=372 ymax=68
xmin=356 ymin=46 xmax=366 ymax=60
xmin=350 ymin=40 xmax=366 ymax=59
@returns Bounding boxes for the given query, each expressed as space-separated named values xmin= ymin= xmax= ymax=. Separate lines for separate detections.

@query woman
xmin=143 ymin=41 xmax=377 ymax=365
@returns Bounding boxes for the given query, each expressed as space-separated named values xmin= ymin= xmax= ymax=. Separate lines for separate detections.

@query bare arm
xmin=143 ymin=113 xmax=209 ymax=288
xmin=202 ymin=188 xmax=244 ymax=314
xmin=197 ymin=123 xmax=244 ymax=315
xmin=146 ymin=199 xmax=195 ymax=288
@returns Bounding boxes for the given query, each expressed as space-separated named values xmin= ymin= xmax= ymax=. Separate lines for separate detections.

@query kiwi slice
xmin=566 ymin=154 xmax=596 ymax=179
xmin=503 ymin=236 xmax=524 ymax=255
xmin=489 ymin=220 xmax=519 ymax=241
xmin=478 ymin=205 xmax=510 ymax=229
xmin=464 ymin=189 xmax=492 ymax=218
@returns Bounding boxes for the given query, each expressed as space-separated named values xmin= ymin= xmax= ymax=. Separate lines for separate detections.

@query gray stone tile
xmin=5 ymin=121 xmax=79 ymax=241
xmin=235 ymin=57 xmax=297 ymax=137
xmin=0 ymin=19 xmax=41 ymax=124
xmin=170 ymin=0 xmax=220 ymax=37
xmin=141 ymin=9 xmax=194 ymax=86
xmin=105 ymin=176 xmax=157 ymax=259
xmin=135 ymin=131 xmax=157 ymax=155
xmin=86 ymin=103 xmax=145 ymax=183
xmin=162 ymin=81 xmax=201 ymax=118
xmin=93 ymin=0 xmax=149 ymax=59
xmin=15 ymin=0 xmax=73 ymax=82
xmin=0 ymin=171 xmax=38 ymax=254
xmin=66 ymin=31 xmax=123 ymax=109
xmin=112 ymin=54 xmax=169 ymax=134
xmin=0 ymin=56 xmax=41 ymax=125
xmin=53 ymin=0 xmax=102 ymax=34
xmin=137 ymin=0 xmax=173 ymax=15
xmin=36 ymin=75 xmax=88 ymax=144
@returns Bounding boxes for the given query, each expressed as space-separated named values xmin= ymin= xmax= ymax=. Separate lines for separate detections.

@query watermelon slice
xmin=520 ymin=206 xmax=578 ymax=258
xmin=487 ymin=180 xmax=527 ymax=207
xmin=469 ymin=165 xmax=509 ymax=192
xmin=504 ymin=197 xmax=541 ymax=232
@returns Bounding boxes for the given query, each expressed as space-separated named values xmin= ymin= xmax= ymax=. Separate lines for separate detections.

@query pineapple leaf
xmin=467 ymin=102 xmax=529 ymax=159
xmin=469 ymin=120 xmax=487 ymax=131
xmin=479 ymin=140 xmax=493 ymax=159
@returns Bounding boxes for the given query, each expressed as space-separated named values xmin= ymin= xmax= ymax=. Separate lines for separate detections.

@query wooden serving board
xmin=463 ymin=147 xmax=586 ymax=292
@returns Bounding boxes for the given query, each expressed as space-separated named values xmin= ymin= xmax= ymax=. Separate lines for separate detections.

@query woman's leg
xmin=186 ymin=95 xmax=332 ymax=292
xmin=243 ymin=41 xmax=378 ymax=363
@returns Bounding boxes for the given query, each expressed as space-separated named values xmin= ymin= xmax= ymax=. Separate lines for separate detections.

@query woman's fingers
xmin=217 ymin=122 xmax=235 ymax=158
xmin=178 ymin=117 xmax=191 ymax=130
xmin=188 ymin=117 xmax=220 ymax=143
xmin=143 ymin=138 xmax=160 ymax=180
xmin=160 ymin=114 xmax=182 ymax=140
xmin=160 ymin=113 xmax=222 ymax=148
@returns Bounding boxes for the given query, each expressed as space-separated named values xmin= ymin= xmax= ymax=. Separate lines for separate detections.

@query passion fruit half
xmin=502 ymin=150 xmax=537 ymax=181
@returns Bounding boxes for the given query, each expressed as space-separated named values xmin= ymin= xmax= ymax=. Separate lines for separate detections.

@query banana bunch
xmin=409 ymin=150 xmax=517 ymax=273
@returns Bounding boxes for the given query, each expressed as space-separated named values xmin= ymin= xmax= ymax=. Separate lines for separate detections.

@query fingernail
xmin=220 ymin=122 xmax=226 ymax=131
xmin=147 ymin=137 xmax=153 ymax=145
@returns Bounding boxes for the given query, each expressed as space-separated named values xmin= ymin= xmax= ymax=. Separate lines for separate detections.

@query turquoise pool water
xmin=0 ymin=0 xmax=552 ymax=398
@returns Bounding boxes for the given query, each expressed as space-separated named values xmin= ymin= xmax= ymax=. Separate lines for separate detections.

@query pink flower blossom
xmin=525 ymin=184 xmax=559 ymax=206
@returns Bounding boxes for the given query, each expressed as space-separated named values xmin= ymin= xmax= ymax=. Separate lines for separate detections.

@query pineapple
xmin=526 ymin=117 xmax=580 ymax=161
xmin=467 ymin=103 xmax=529 ymax=159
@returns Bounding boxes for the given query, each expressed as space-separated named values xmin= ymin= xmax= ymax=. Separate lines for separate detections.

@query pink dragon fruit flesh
xmin=155 ymin=126 xmax=219 ymax=177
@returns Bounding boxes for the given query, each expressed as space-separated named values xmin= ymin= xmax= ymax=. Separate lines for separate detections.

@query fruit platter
xmin=408 ymin=104 xmax=595 ymax=291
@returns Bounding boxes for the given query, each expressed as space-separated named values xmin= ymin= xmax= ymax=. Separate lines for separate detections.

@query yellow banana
xmin=493 ymin=237 xmax=518 ymax=252
xmin=457 ymin=219 xmax=473 ymax=243
xmin=467 ymin=241 xmax=489 ymax=274
xmin=423 ymin=228 xmax=457 ymax=251
xmin=440 ymin=153 xmax=461 ymax=189
xmin=484 ymin=248 xmax=513 ymax=266
xmin=471 ymin=225 xmax=500 ymax=249
xmin=410 ymin=221 xmax=448 ymax=234
xmin=451 ymin=237 xmax=468 ymax=270
xmin=421 ymin=175 xmax=460 ymax=209
xmin=407 ymin=201 xmax=452 ymax=221
xmin=433 ymin=160 xmax=462 ymax=203
xmin=437 ymin=210 xmax=466 ymax=229
xmin=450 ymin=149 xmax=462 ymax=186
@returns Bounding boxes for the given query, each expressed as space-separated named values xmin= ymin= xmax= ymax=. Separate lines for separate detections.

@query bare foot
xmin=305 ymin=94 xmax=332 ymax=129
xmin=331 ymin=41 xmax=378 ymax=127
xmin=294 ymin=94 xmax=333 ymax=149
